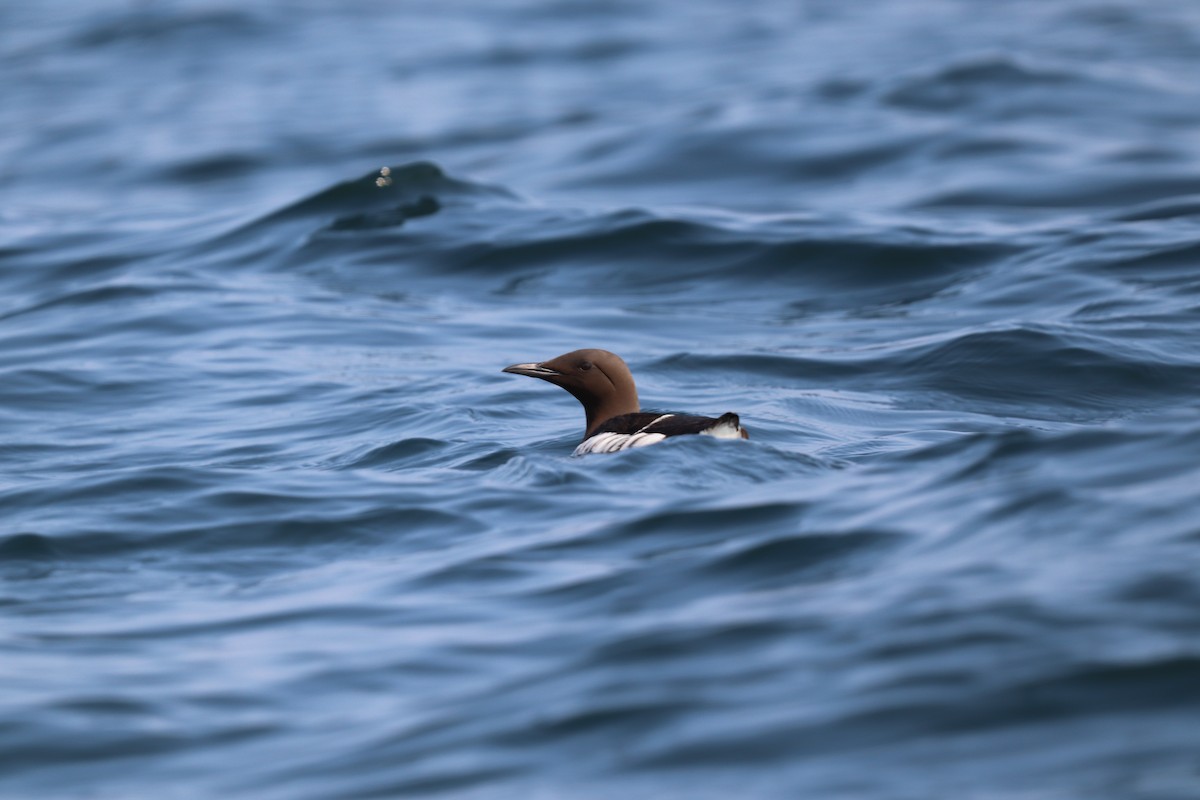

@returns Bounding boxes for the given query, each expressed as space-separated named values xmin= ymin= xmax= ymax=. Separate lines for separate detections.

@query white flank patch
xmin=700 ymin=419 xmax=742 ymax=439
xmin=573 ymin=431 xmax=667 ymax=456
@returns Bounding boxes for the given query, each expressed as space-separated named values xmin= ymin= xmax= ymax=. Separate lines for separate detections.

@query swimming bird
xmin=502 ymin=348 xmax=749 ymax=455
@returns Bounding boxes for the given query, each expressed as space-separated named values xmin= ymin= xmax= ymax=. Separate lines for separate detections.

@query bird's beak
xmin=502 ymin=362 xmax=563 ymax=380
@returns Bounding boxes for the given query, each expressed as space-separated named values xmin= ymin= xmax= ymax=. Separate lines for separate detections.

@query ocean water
xmin=3 ymin=1 xmax=1200 ymax=798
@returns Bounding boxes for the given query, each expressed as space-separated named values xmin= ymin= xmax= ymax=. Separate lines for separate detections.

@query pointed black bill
xmin=502 ymin=362 xmax=562 ymax=380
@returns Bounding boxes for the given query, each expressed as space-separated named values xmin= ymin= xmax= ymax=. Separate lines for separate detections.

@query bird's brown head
xmin=503 ymin=348 xmax=640 ymax=438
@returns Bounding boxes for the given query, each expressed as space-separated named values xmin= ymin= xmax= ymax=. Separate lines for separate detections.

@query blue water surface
xmin=3 ymin=1 xmax=1200 ymax=798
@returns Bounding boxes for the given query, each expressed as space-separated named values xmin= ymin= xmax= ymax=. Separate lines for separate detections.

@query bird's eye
xmin=579 ymin=361 xmax=593 ymax=371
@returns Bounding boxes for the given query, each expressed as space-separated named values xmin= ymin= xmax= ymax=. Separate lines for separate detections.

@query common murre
xmin=502 ymin=348 xmax=749 ymax=455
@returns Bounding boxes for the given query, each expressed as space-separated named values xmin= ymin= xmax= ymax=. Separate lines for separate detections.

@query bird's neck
xmin=583 ymin=394 xmax=640 ymax=438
